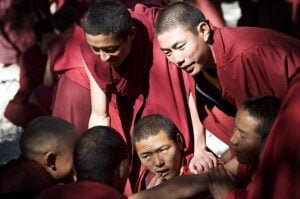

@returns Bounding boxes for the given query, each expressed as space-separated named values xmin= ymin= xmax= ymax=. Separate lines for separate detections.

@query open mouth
xmin=182 ymin=63 xmax=194 ymax=73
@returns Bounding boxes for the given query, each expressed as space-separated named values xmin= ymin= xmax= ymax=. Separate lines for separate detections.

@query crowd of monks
xmin=0 ymin=0 xmax=300 ymax=198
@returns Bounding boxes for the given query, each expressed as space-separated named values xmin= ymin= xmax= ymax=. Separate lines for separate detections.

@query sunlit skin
xmin=157 ymin=23 xmax=216 ymax=76
xmin=85 ymin=30 xmax=135 ymax=67
xmin=53 ymin=148 xmax=74 ymax=179
xmin=230 ymin=108 xmax=262 ymax=164
xmin=135 ymin=131 xmax=183 ymax=180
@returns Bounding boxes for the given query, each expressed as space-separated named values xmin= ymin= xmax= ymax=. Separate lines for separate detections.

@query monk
xmin=132 ymin=114 xmax=192 ymax=191
xmin=206 ymin=96 xmax=281 ymax=198
xmin=155 ymin=1 xmax=300 ymax=169
xmin=0 ymin=116 xmax=78 ymax=198
xmin=245 ymin=71 xmax=300 ymax=199
xmin=37 ymin=126 xmax=130 ymax=199
xmin=81 ymin=0 xmax=216 ymax=186
xmin=37 ymin=126 xmax=211 ymax=199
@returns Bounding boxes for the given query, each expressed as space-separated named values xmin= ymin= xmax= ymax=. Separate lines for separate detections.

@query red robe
xmin=245 ymin=71 xmax=300 ymax=199
xmin=51 ymin=25 xmax=91 ymax=133
xmin=202 ymin=26 xmax=300 ymax=145
xmin=38 ymin=180 xmax=127 ymax=199
xmin=0 ymin=156 xmax=57 ymax=198
xmin=82 ymin=4 xmax=194 ymax=192
xmin=83 ymin=4 xmax=195 ymax=152
xmin=193 ymin=0 xmax=225 ymax=27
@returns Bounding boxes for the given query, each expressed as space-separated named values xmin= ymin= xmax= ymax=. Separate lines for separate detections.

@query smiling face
xmin=135 ymin=131 xmax=183 ymax=180
xmin=157 ymin=24 xmax=214 ymax=76
xmin=85 ymin=30 xmax=134 ymax=67
xmin=230 ymin=108 xmax=263 ymax=164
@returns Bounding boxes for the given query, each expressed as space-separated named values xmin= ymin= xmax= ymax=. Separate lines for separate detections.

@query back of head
xmin=81 ymin=0 xmax=133 ymax=39
xmin=155 ymin=1 xmax=206 ymax=36
xmin=241 ymin=96 xmax=281 ymax=140
xmin=132 ymin=114 xmax=179 ymax=146
xmin=74 ymin=126 xmax=128 ymax=186
xmin=51 ymin=6 xmax=79 ymax=33
xmin=20 ymin=116 xmax=77 ymax=160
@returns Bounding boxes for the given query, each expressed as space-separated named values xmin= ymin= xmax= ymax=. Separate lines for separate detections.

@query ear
xmin=44 ymin=152 xmax=57 ymax=171
xmin=176 ymin=133 xmax=184 ymax=150
xmin=196 ymin=22 xmax=211 ymax=42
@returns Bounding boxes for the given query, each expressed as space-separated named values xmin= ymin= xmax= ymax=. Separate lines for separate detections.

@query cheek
xmin=165 ymin=149 xmax=180 ymax=167
xmin=140 ymin=157 xmax=155 ymax=170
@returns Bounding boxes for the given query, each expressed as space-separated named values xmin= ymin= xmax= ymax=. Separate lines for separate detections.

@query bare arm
xmin=188 ymin=93 xmax=217 ymax=173
xmin=129 ymin=174 xmax=209 ymax=199
xmin=84 ymin=63 xmax=110 ymax=128
xmin=43 ymin=56 xmax=54 ymax=87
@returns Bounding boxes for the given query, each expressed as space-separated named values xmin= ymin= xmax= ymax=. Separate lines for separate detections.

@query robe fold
xmin=38 ymin=180 xmax=127 ymax=199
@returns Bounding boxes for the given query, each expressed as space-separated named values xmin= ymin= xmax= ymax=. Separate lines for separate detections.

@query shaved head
xmin=20 ymin=116 xmax=78 ymax=159
xmin=155 ymin=1 xmax=206 ymax=36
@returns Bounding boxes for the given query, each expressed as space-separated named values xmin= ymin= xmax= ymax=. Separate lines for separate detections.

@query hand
xmin=146 ymin=173 xmax=166 ymax=189
xmin=207 ymin=165 xmax=237 ymax=199
xmin=189 ymin=149 xmax=217 ymax=174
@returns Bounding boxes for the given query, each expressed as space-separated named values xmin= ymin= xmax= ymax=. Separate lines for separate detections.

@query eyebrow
xmin=91 ymin=45 xmax=119 ymax=52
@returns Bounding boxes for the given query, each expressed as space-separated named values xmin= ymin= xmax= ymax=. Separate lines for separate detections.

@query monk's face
xmin=135 ymin=131 xmax=182 ymax=180
xmin=85 ymin=29 xmax=135 ymax=67
xmin=230 ymin=108 xmax=263 ymax=164
xmin=157 ymin=23 xmax=214 ymax=76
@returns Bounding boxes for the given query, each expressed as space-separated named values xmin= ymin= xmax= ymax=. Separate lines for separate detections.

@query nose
xmin=230 ymin=129 xmax=239 ymax=146
xmin=153 ymin=153 xmax=164 ymax=168
xmin=99 ymin=51 xmax=111 ymax=62
xmin=173 ymin=52 xmax=184 ymax=67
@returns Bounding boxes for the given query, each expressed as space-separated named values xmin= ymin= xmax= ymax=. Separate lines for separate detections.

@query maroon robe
xmin=202 ymin=26 xmax=300 ymax=145
xmin=51 ymin=25 xmax=91 ymax=133
xmin=38 ymin=180 xmax=127 ymax=199
xmin=245 ymin=71 xmax=300 ymax=199
xmin=193 ymin=0 xmax=225 ymax=27
xmin=82 ymin=4 xmax=194 ymax=193
xmin=0 ymin=156 xmax=57 ymax=198
xmin=83 ymin=3 xmax=195 ymax=153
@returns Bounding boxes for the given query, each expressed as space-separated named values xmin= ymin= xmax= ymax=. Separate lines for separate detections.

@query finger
xmin=189 ymin=161 xmax=200 ymax=174
xmin=211 ymin=155 xmax=218 ymax=167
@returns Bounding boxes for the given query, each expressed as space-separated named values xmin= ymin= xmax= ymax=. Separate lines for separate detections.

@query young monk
xmin=245 ymin=71 xmax=300 ymax=199
xmin=155 ymin=1 xmax=300 ymax=170
xmin=0 ymin=116 xmax=78 ymax=198
xmin=37 ymin=126 xmax=130 ymax=199
xmin=206 ymin=96 xmax=281 ymax=198
xmin=38 ymin=126 xmax=224 ymax=199
xmin=81 ymin=0 xmax=215 ymax=187
xmin=39 ymin=95 xmax=281 ymax=199
xmin=132 ymin=114 xmax=192 ymax=191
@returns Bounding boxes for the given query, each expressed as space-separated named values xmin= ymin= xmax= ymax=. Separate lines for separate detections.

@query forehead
xmin=84 ymin=32 xmax=123 ymax=47
xmin=235 ymin=108 xmax=260 ymax=134
xmin=157 ymin=26 xmax=195 ymax=48
xmin=135 ymin=131 xmax=175 ymax=152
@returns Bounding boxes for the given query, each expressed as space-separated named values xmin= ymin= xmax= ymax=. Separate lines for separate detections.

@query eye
xmin=163 ymin=50 xmax=172 ymax=57
xmin=141 ymin=154 xmax=151 ymax=160
xmin=91 ymin=46 xmax=101 ymax=53
xmin=240 ymin=133 xmax=247 ymax=139
xmin=103 ymin=46 xmax=119 ymax=54
xmin=159 ymin=146 xmax=170 ymax=153
xmin=177 ymin=44 xmax=185 ymax=50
